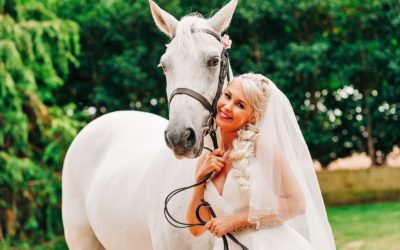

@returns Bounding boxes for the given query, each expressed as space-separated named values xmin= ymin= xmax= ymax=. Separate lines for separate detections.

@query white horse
xmin=62 ymin=0 xmax=237 ymax=249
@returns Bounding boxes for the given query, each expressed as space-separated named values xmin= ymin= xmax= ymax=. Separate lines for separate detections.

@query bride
xmin=186 ymin=73 xmax=336 ymax=249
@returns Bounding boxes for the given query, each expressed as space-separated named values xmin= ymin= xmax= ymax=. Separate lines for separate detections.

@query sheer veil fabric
xmin=248 ymin=79 xmax=336 ymax=249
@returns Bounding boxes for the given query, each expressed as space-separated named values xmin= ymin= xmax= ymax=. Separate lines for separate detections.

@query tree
xmin=0 ymin=0 xmax=81 ymax=245
xmin=50 ymin=0 xmax=399 ymax=167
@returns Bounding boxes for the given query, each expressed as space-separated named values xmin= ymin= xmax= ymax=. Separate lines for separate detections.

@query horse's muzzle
xmin=164 ymin=126 xmax=199 ymax=157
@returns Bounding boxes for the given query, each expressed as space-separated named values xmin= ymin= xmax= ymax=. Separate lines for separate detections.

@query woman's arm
xmin=206 ymin=153 xmax=306 ymax=237
xmin=186 ymin=182 xmax=209 ymax=236
xmin=206 ymin=190 xmax=305 ymax=238
xmin=186 ymin=151 xmax=210 ymax=237
xmin=205 ymin=210 xmax=255 ymax=237
xmin=186 ymin=149 xmax=226 ymax=237
xmin=272 ymin=152 xmax=306 ymax=222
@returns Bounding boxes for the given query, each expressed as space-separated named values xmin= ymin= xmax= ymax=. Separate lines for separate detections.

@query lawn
xmin=1 ymin=202 xmax=399 ymax=249
xmin=327 ymin=201 xmax=400 ymax=250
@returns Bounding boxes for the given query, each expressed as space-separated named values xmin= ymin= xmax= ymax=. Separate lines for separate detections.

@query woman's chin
xmin=216 ymin=120 xmax=234 ymax=132
xmin=216 ymin=119 xmax=228 ymax=129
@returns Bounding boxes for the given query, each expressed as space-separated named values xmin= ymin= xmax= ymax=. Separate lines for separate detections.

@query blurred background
xmin=0 ymin=0 xmax=399 ymax=249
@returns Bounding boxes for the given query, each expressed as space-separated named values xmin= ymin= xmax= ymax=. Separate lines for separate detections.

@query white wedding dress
xmin=203 ymin=163 xmax=316 ymax=250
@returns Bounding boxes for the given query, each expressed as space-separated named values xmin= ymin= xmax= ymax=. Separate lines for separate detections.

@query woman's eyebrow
xmin=226 ymin=90 xmax=247 ymax=106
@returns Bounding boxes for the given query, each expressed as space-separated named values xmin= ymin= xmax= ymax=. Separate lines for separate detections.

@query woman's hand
xmin=195 ymin=148 xmax=226 ymax=182
xmin=205 ymin=215 xmax=238 ymax=238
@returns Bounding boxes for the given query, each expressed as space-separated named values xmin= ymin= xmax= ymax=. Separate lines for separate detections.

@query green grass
xmin=1 ymin=202 xmax=399 ymax=249
xmin=327 ymin=201 xmax=400 ymax=250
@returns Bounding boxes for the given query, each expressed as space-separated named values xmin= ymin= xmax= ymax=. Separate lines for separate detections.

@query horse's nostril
xmin=184 ymin=128 xmax=196 ymax=147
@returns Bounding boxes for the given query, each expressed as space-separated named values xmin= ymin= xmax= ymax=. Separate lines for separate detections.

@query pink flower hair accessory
xmin=221 ymin=34 xmax=232 ymax=49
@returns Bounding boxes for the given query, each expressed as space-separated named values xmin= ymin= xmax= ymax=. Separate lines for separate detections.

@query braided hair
xmin=228 ymin=73 xmax=270 ymax=191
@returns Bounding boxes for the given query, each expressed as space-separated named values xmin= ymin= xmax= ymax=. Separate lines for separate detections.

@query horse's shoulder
xmin=82 ymin=110 xmax=166 ymax=132
xmin=94 ymin=110 xmax=166 ymax=124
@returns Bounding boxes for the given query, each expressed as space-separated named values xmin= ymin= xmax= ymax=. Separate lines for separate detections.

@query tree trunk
xmin=0 ymin=222 xmax=3 ymax=241
xmin=5 ymin=192 xmax=17 ymax=237
xmin=364 ymin=89 xmax=377 ymax=166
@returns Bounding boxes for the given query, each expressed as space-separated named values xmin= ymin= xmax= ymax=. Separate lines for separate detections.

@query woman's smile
xmin=218 ymin=110 xmax=232 ymax=120
xmin=215 ymin=80 xmax=255 ymax=132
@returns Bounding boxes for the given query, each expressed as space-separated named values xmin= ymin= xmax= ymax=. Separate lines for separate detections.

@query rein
xmin=163 ymin=28 xmax=249 ymax=250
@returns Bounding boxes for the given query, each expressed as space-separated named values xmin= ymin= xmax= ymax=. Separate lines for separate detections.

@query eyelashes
xmin=223 ymin=93 xmax=245 ymax=109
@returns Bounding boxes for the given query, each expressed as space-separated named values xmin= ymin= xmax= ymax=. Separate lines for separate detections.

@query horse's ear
xmin=208 ymin=0 xmax=238 ymax=34
xmin=149 ymin=0 xmax=178 ymax=38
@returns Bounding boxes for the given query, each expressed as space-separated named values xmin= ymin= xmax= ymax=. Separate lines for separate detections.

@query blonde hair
xmin=228 ymin=73 xmax=270 ymax=191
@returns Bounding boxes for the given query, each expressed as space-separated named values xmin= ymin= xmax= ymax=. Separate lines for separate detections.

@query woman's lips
xmin=218 ymin=110 xmax=232 ymax=120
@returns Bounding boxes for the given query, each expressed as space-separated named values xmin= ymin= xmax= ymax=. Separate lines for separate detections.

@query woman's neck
xmin=220 ymin=130 xmax=237 ymax=151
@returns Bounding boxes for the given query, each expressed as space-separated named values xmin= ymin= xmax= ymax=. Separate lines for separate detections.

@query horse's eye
xmin=207 ymin=57 xmax=219 ymax=67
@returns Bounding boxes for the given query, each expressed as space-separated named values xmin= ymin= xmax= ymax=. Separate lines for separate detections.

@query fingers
xmin=211 ymin=221 xmax=218 ymax=232
xmin=210 ymin=158 xmax=224 ymax=166
xmin=197 ymin=148 xmax=227 ymax=181
xmin=206 ymin=219 xmax=223 ymax=238
xmin=211 ymin=162 xmax=223 ymax=173
xmin=212 ymin=148 xmax=225 ymax=157
xmin=205 ymin=220 xmax=212 ymax=230
xmin=206 ymin=219 xmax=217 ymax=235
xmin=206 ymin=219 xmax=220 ymax=237
xmin=207 ymin=154 xmax=226 ymax=164
xmin=205 ymin=152 xmax=225 ymax=173
xmin=222 ymin=150 xmax=230 ymax=160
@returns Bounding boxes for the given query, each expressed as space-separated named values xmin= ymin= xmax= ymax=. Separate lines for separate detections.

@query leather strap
xmin=164 ymin=28 xmax=249 ymax=250
xmin=169 ymin=88 xmax=213 ymax=111
xmin=164 ymin=172 xmax=249 ymax=250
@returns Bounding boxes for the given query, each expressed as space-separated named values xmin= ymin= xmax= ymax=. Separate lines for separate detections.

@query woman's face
xmin=216 ymin=80 xmax=256 ymax=133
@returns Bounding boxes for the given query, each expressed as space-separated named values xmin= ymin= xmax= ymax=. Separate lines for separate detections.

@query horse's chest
xmin=84 ymin=164 xmax=152 ymax=248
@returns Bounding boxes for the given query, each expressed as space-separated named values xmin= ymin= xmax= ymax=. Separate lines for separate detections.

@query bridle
xmin=168 ymin=28 xmax=230 ymax=150
xmin=164 ymin=28 xmax=249 ymax=250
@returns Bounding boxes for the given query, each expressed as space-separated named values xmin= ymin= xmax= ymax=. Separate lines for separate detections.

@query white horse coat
xmin=62 ymin=1 xmax=238 ymax=249
xmin=62 ymin=111 xmax=212 ymax=249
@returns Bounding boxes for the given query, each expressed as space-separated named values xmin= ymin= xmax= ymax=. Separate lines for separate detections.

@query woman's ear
xmin=249 ymin=114 xmax=257 ymax=124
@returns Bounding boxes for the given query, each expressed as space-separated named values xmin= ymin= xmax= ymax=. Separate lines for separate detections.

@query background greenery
xmin=0 ymin=0 xmax=399 ymax=248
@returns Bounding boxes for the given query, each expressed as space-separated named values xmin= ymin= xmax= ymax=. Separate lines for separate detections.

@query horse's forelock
xmin=174 ymin=15 xmax=216 ymax=57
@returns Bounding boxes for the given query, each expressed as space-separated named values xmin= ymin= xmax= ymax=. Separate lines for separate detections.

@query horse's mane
xmin=173 ymin=14 xmax=216 ymax=57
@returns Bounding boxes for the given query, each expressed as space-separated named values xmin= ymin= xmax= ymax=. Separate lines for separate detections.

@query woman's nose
xmin=223 ymin=101 xmax=233 ymax=111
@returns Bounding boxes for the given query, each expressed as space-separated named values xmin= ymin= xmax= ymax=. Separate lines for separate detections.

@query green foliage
xmin=0 ymin=0 xmax=82 ymax=246
xmin=52 ymin=0 xmax=171 ymax=117
xmin=1 ymin=0 xmax=399 ymax=247
xmin=51 ymin=0 xmax=399 ymax=166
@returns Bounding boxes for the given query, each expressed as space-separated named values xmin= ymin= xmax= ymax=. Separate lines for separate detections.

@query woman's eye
xmin=224 ymin=93 xmax=231 ymax=99
xmin=237 ymin=103 xmax=244 ymax=109
xmin=207 ymin=57 xmax=219 ymax=67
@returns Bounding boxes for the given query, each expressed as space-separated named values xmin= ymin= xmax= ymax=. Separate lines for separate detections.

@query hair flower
xmin=221 ymin=34 xmax=232 ymax=49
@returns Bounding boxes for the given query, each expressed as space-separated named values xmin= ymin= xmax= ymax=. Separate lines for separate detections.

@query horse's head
xmin=149 ymin=0 xmax=237 ymax=159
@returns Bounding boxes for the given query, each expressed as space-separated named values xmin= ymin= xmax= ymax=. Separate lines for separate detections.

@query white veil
xmin=248 ymin=79 xmax=336 ymax=250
